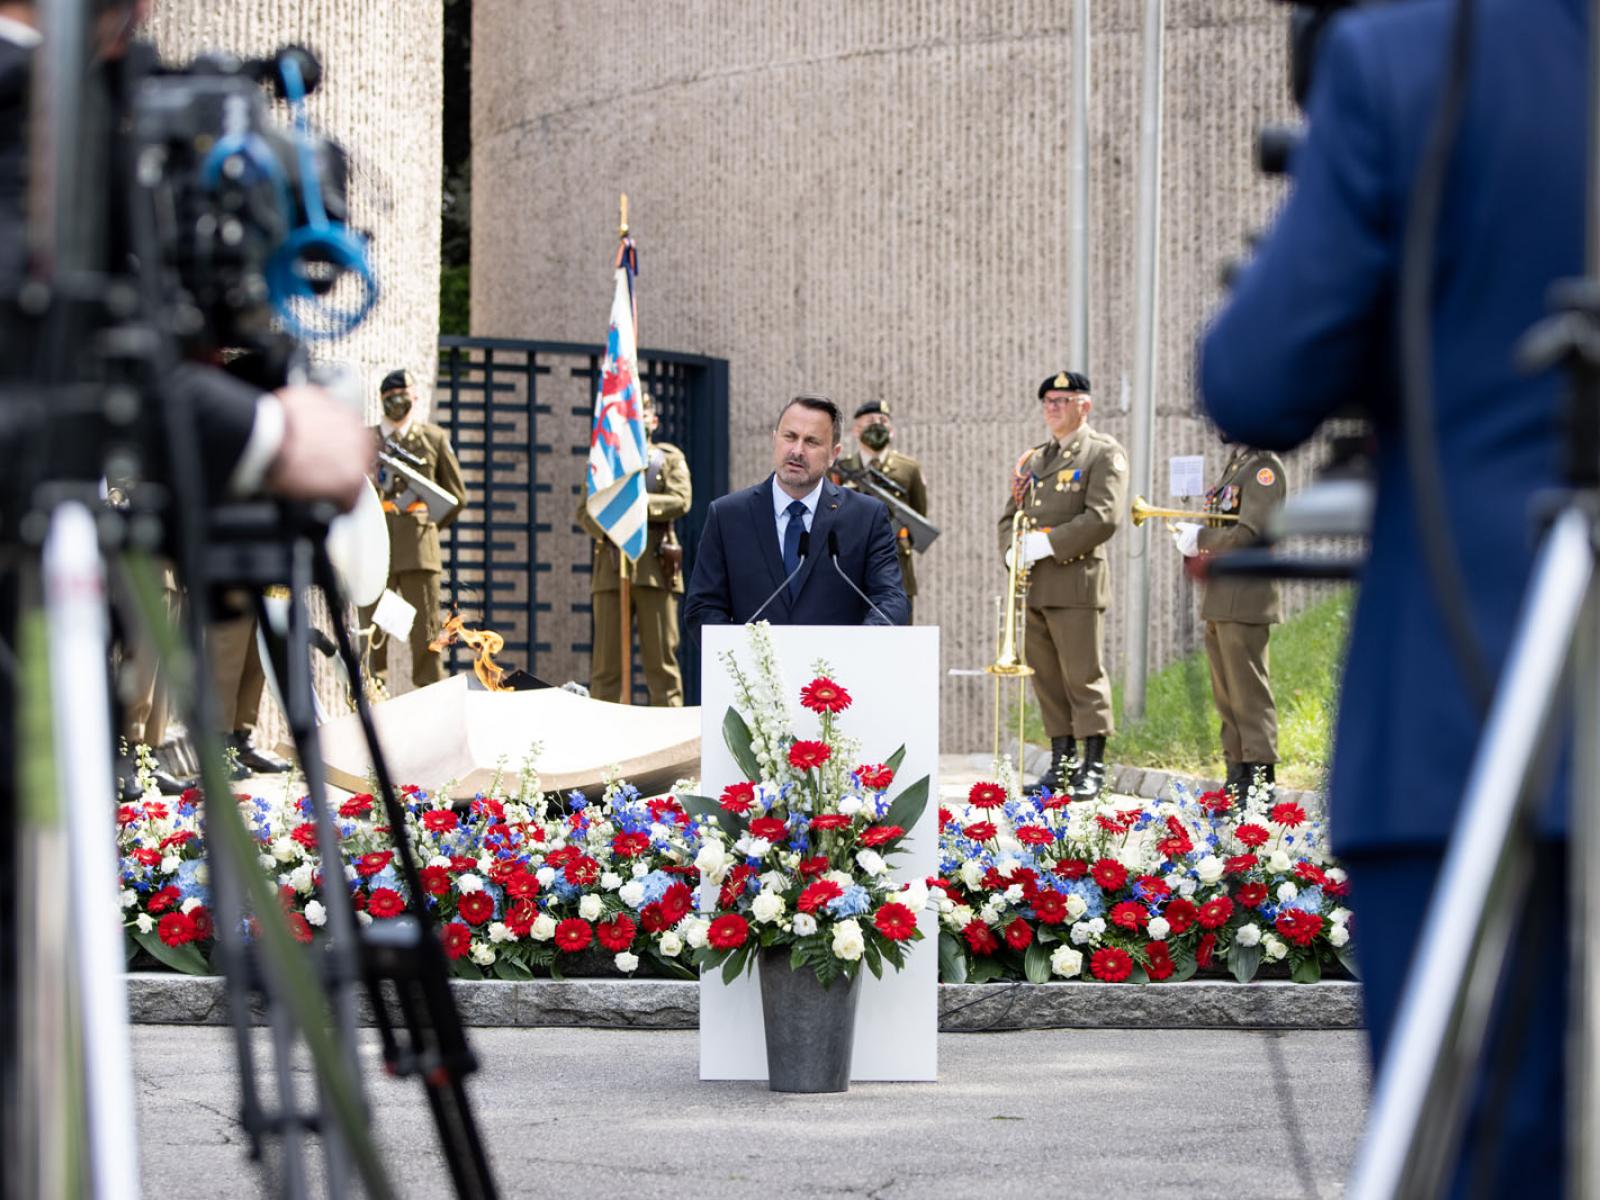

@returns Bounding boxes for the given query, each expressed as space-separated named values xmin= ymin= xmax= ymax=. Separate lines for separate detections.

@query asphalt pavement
xmin=132 ymin=1024 xmax=1369 ymax=1199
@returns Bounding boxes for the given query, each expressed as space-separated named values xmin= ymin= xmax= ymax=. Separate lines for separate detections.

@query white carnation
xmin=288 ymin=863 xmax=315 ymax=894
xmin=457 ymin=874 xmax=484 ymax=894
xmin=488 ymin=921 xmax=512 ymax=944
xmin=1329 ymin=924 xmax=1350 ymax=948
xmin=578 ymin=894 xmax=603 ymax=921
xmin=1234 ymin=923 xmax=1262 ymax=947
xmin=831 ymin=918 xmax=865 ymax=962
xmin=615 ymin=951 xmax=640 ymax=973
xmin=1069 ymin=920 xmax=1097 ymax=946
xmin=305 ymin=900 xmax=327 ymax=928
xmin=1050 ymin=946 xmax=1083 ymax=978
xmin=1330 ymin=907 xmax=1352 ymax=926
xmin=1146 ymin=917 xmax=1171 ymax=941
xmin=792 ymin=913 xmax=818 ymax=937
xmin=959 ymin=860 xmax=985 ymax=889
xmin=752 ymin=891 xmax=787 ymax=924
xmin=535 ymin=866 xmax=556 ymax=888
xmin=898 ymin=880 xmax=930 ymax=913
xmin=1326 ymin=868 xmax=1348 ymax=885
xmin=1194 ymin=855 xmax=1225 ymax=886
xmin=619 ymin=881 xmax=647 ymax=908
xmin=428 ymin=855 xmax=452 ymax=870
xmin=838 ymin=795 xmax=864 ymax=816
xmin=1277 ymin=882 xmax=1299 ymax=904
xmin=632 ymin=862 xmax=649 ymax=878
xmin=856 ymin=849 xmax=887 ymax=877
xmin=120 ymin=888 xmax=137 ymax=910
xmin=658 ymin=931 xmax=683 ymax=957
xmin=160 ymin=853 xmax=180 ymax=875
xmin=135 ymin=913 xmax=154 ymax=934
xmin=469 ymin=941 xmax=496 ymax=967
xmin=1003 ymin=884 xmax=1025 ymax=904
xmin=531 ymin=913 xmax=557 ymax=941
xmin=744 ymin=837 xmax=773 ymax=859
xmin=1177 ymin=878 xmax=1199 ymax=898
xmin=180 ymin=897 xmax=203 ymax=915
xmin=600 ymin=871 xmax=622 ymax=891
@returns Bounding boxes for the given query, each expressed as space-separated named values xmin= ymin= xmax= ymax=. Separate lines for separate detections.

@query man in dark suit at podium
xmin=684 ymin=394 xmax=909 ymax=636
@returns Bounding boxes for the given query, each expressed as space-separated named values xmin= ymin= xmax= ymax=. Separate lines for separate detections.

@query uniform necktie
xmin=783 ymin=499 xmax=807 ymax=598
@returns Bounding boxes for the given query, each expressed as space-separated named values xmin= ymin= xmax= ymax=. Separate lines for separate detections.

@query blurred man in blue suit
xmin=684 ymin=394 xmax=908 ymax=636
xmin=1200 ymin=0 xmax=1584 ymax=1192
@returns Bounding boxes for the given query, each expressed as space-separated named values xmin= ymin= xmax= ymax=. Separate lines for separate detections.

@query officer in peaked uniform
xmin=998 ymin=371 xmax=1127 ymax=799
xmin=578 ymin=392 xmax=693 ymax=705
xmin=1171 ymin=443 xmax=1288 ymax=799
xmin=365 ymin=368 xmax=466 ymax=690
xmin=833 ymin=400 xmax=929 ymax=621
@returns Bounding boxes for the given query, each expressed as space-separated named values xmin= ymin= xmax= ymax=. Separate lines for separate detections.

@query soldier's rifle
xmin=378 ymin=435 xmax=462 ymax=525
xmin=830 ymin=460 xmax=941 ymax=552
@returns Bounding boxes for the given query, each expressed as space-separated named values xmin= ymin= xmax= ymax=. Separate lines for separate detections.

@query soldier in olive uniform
xmin=578 ymin=392 xmax=693 ymax=705
xmin=1171 ymin=442 xmax=1288 ymax=799
xmin=999 ymin=371 xmax=1128 ymax=800
xmin=208 ymin=606 xmax=291 ymax=778
xmin=833 ymin=400 xmax=929 ymax=622
xmin=363 ymin=368 xmax=467 ymax=690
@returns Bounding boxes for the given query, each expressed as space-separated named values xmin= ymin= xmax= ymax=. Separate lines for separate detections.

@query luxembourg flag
xmin=585 ymin=261 xmax=649 ymax=563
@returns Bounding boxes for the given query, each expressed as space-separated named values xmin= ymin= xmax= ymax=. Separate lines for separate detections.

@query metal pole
xmin=1068 ymin=0 xmax=1092 ymax=370
xmin=1124 ymin=0 xmax=1164 ymax=720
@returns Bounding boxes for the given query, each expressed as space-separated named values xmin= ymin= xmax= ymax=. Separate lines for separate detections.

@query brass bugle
xmin=1130 ymin=495 xmax=1242 ymax=528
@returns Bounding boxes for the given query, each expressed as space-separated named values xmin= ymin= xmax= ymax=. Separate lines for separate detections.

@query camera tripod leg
xmin=1349 ymin=503 xmax=1595 ymax=1198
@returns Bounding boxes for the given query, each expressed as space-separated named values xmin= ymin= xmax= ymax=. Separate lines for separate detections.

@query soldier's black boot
xmin=1069 ymin=736 xmax=1108 ymax=801
xmin=1028 ymin=736 xmax=1076 ymax=796
xmin=1223 ymin=760 xmax=1247 ymax=800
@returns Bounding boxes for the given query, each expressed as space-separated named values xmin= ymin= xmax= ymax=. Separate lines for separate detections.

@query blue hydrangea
xmin=1063 ymin=877 xmax=1104 ymax=920
xmin=1284 ymin=885 xmax=1325 ymax=914
xmin=825 ymin=885 xmax=872 ymax=918
xmin=567 ymin=791 xmax=587 ymax=810
xmin=174 ymin=858 xmax=210 ymax=905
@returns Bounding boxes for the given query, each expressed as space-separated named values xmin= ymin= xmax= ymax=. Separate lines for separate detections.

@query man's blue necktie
xmin=782 ymin=499 xmax=807 ymax=599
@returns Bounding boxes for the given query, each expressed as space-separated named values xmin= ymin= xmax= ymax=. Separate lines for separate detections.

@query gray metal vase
xmin=757 ymin=946 xmax=863 ymax=1093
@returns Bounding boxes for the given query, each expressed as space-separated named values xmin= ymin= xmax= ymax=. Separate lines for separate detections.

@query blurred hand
xmin=1021 ymin=530 xmax=1053 ymax=564
xmin=1171 ymin=522 xmax=1201 ymax=558
xmin=264 ymin=385 xmax=374 ymax=512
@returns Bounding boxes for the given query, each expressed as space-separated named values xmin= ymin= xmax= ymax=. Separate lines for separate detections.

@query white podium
xmin=698 ymin=624 xmax=939 ymax=1082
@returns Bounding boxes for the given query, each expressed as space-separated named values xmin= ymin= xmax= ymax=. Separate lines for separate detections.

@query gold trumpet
xmin=1130 ymin=495 xmax=1243 ymax=528
xmin=987 ymin=509 xmax=1036 ymax=763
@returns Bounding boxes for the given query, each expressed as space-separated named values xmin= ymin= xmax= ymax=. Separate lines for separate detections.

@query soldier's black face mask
xmin=382 ymin=392 xmax=413 ymax=422
xmin=860 ymin=422 xmax=891 ymax=451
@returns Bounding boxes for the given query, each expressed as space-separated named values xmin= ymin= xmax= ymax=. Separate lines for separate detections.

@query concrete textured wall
xmin=147 ymin=1 xmax=443 ymax=723
xmin=472 ymin=0 xmax=1329 ymax=750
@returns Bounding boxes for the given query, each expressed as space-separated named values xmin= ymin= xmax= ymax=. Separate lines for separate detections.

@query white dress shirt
xmin=772 ymin=476 xmax=824 ymax=557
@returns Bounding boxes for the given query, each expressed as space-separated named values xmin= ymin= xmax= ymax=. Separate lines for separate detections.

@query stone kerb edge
xmin=125 ymin=974 xmax=1361 ymax=1031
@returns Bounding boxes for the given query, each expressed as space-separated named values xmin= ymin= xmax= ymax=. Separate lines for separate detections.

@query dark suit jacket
xmin=1200 ymin=0 xmax=1583 ymax=854
xmin=683 ymin=475 xmax=909 ymax=637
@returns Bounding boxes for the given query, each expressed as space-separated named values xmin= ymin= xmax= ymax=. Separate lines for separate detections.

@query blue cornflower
xmin=567 ymin=791 xmax=587 ymax=810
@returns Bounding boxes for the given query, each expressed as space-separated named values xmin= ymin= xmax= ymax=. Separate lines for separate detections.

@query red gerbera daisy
xmin=287 ymin=913 xmax=313 ymax=945
xmin=456 ymin=891 xmax=493 ymax=926
xmin=1235 ymin=823 xmax=1271 ymax=848
xmin=596 ymin=915 xmax=637 ymax=952
xmin=856 ymin=763 xmax=895 ymax=791
xmin=1053 ymin=858 xmax=1088 ymax=880
xmin=1276 ymin=909 xmax=1323 ymax=947
xmin=967 ymin=782 xmax=1007 ymax=809
xmin=963 ymin=820 xmax=998 ymax=842
xmin=797 ymin=880 xmax=844 ymax=914
xmin=1090 ymin=858 xmax=1128 ymax=892
xmin=1016 ymin=825 xmax=1055 ymax=846
xmin=1197 ymin=896 xmax=1235 ymax=929
xmin=707 ymin=913 xmax=750 ymax=950
xmin=422 ymin=809 xmax=459 ymax=833
xmin=355 ymin=851 xmax=392 ymax=878
xmin=1032 ymin=890 xmax=1068 ymax=925
xmin=962 ymin=920 xmax=1000 ymax=956
xmin=1003 ymin=917 xmax=1033 ymax=950
xmin=859 ymin=825 xmax=905 ymax=848
xmin=873 ymin=902 xmax=918 ymax=942
xmin=339 ymin=793 xmax=374 ymax=818
xmin=612 ymin=831 xmax=651 ymax=858
xmin=1144 ymin=941 xmax=1174 ymax=981
xmin=719 ymin=781 xmax=756 ymax=814
xmin=1268 ymin=802 xmax=1308 ymax=829
xmin=788 ymin=740 xmax=832 ymax=770
xmin=799 ymin=677 xmax=853 ymax=714
xmin=1110 ymin=900 xmax=1150 ymax=931
xmin=563 ymin=856 xmax=601 ymax=886
xmin=1164 ymin=897 xmax=1199 ymax=933
xmin=810 ymin=814 xmax=851 ymax=832
xmin=553 ymin=918 xmax=593 ymax=952
xmin=1091 ymin=946 xmax=1134 ymax=983
xmin=441 ymin=922 xmax=471 ymax=959
xmin=749 ymin=816 xmax=789 ymax=842
xmin=419 ymin=865 xmax=452 ymax=896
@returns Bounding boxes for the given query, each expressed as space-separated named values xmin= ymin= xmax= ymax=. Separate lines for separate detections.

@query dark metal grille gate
xmin=432 ymin=337 xmax=729 ymax=704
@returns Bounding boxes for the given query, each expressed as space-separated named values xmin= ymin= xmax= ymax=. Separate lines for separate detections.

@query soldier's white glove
xmin=1171 ymin=522 xmax=1201 ymax=558
xmin=1006 ymin=532 xmax=1053 ymax=569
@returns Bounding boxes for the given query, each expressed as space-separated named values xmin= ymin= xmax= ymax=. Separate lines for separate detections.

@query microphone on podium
xmin=827 ymin=529 xmax=892 ymax=625
xmin=747 ymin=531 xmax=810 ymax=623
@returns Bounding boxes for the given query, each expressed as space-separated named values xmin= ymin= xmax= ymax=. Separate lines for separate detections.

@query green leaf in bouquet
xmin=790 ymin=943 xmax=807 ymax=972
xmin=882 ymin=775 xmax=931 ymax=836
xmin=885 ymin=745 xmax=908 ymax=776
xmin=882 ymin=939 xmax=906 ymax=971
xmin=1023 ymin=941 xmax=1052 ymax=985
xmin=454 ymin=960 xmax=485 ymax=981
xmin=1291 ymin=953 xmax=1323 ymax=984
xmin=649 ymin=951 xmax=697 ymax=981
xmin=124 ymin=932 xmax=139 ymax=966
xmin=1036 ymin=925 xmax=1059 ymax=946
xmin=969 ymin=957 xmax=1006 ymax=985
xmin=721 ymin=941 xmax=752 ymax=985
xmin=938 ymin=931 xmax=968 ymax=984
xmin=1129 ymin=964 xmax=1150 ymax=986
xmin=1229 ymin=942 xmax=1263 ymax=984
xmin=1172 ymin=953 xmax=1199 ymax=983
xmin=1335 ymin=946 xmax=1362 ymax=980
xmin=493 ymin=958 xmax=533 ymax=982
xmin=132 ymin=928 xmax=209 ymax=976
xmin=864 ymin=943 xmax=884 ymax=980
xmin=722 ymin=707 xmax=763 ymax=782
xmin=678 ymin=794 xmax=740 ymax=840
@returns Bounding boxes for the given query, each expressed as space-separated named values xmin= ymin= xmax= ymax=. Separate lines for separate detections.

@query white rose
xmin=488 ymin=922 xmax=512 ymax=944
xmin=1267 ymin=850 xmax=1293 ymax=874
xmin=457 ymin=873 xmax=484 ymax=894
xmin=305 ymin=900 xmax=327 ymax=928
xmin=180 ymin=897 xmax=203 ymax=915
xmin=856 ymin=849 xmax=887 ymax=877
xmin=159 ymin=853 xmax=180 ymax=875
xmin=535 ymin=866 xmax=556 ymax=888
xmin=959 ymin=860 xmax=985 ymax=889
xmin=357 ymin=911 xmax=373 ymax=927
xmin=792 ymin=912 xmax=818 ymax=937
xmin=1234 ymin=923 xmax=1262 ymax=947
xmin=428 ymin=855 xmax=452 ymax=870
xmin=1264 ymin=935 xmax=1288 ymax=962
xmin=1277 ymin=882 xmax=1299 ymax=904
xmin=578 ymin=894 xmax=603 ymax=921
xmin=470 ymin=941 xmax=496 ymax=966
xmin=271 ymin=836 xmax=299 ymax=863
xmin=615 ymin=951 xmax=640 ymax=973
xmin=194 ymin=863 xmax=209 ymax=886
xmin=744 ymin=837 xmax=773 ymax=859
xmin=899 ymin=881 xmax=930 ymax=913
xmin=752 ymin=891 xmax=787 ymax=924
xmin=831 ymin=918 xmax=865 ymax=962
xmin=1003 ymin=884 xmax=1025 ymax=904
xmin=531 ymin=913 xmax=557 ymax=941
xmin=1194 ymin=855 xmax=1225 ymax=886
xmin=1329 ymin=924 xmax=1350 ymax=948
xmin=120 ymin=888 xmax=137 ymax=909
xmin=950 ymin=904 xmax=974 ymax=928
xmin=759 ymin=870 xmax=788 ymax=892
xmin=632 ymin=862 xmax=649 ymax=878
xmin=1064 ymin=893 xmax=1088 ymax=921
xmin=838 ymin=795 xmax=863 ymax=816
xmin=288 ymin=863 xmax=315 ymax=894
xmin=1050 ymin=946 xmax=1083 ymax=978
xmin=619 ymin=881 xmax=647 ymax=908
xmin=695 ymin=841 xmax=728 ymax=881
xmin=683 ymin=917 xmax=711 ymax=949
xmin=658 ymin=931 xmax=683 ymax=957
xmin=1146 ymin=917 xmax=1171 ymax=941
xmin=135 ymin=913 xmax=154 ymax=934
xmin=1330 ymin=907 xmax=1352 ymax=926
xmin=600 ymin=871 xmax=622 ymax=891
xmin=1326 ymin=868 xmax=1348 ymax=885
